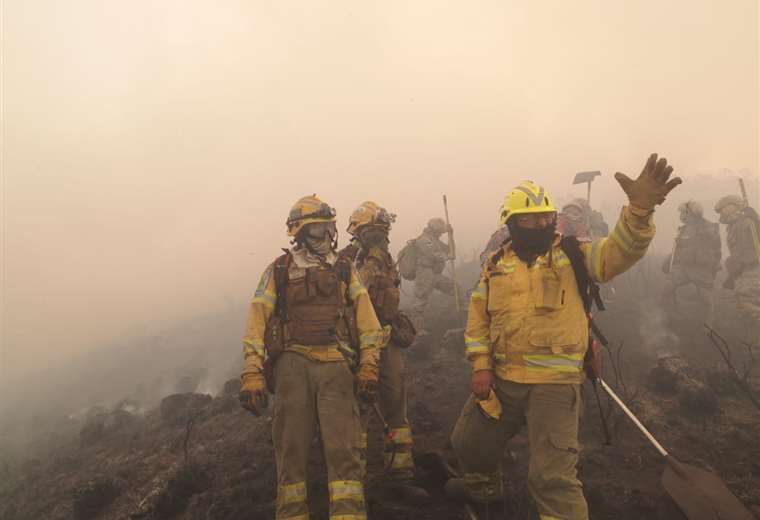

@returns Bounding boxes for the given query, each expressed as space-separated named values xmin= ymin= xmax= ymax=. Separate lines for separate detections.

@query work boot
xmin=380 ymin=480 xmax=430 ymax=506
xmin=444 ymin=477 xmax=467 ymax=501
xmin=445 ymin=478 xmax=504 ymax=518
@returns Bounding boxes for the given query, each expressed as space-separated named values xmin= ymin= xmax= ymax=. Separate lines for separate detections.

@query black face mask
xmin=358 ymin=227 xmax=389 ymax=250
xmin=508 ymin=221 xmax=557 ymax=263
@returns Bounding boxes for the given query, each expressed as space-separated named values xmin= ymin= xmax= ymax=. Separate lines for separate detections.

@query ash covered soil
xmin=2 ymin=261 xmax=760 ymax=519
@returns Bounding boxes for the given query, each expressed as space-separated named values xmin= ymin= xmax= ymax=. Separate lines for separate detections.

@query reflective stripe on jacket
xmin=465 ymin=206 xmax=654 ymax=384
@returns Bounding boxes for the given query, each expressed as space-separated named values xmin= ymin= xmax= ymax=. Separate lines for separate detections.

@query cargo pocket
xmin=534 ymin=269 xmax=563 ymax=311
xmin=549 ymin=431 xmax=579 ymax=455
xmin=529 ymin=325 xmax=584 ymax=356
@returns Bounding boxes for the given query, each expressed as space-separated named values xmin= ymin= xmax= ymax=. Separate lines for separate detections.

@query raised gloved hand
xmin=470 ymin=369 xmax=494 ymax=400
xmin=355 ymin=364 xmax=379 ymax=403
xmin=614 ymin=153 xmax=682 ymax=212
xmin=239 ymin=373 xmax=268 ymax=416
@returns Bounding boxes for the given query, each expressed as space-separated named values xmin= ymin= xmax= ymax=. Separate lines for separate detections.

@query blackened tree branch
xmin=704 ymin=324 xmax=760 ymax=413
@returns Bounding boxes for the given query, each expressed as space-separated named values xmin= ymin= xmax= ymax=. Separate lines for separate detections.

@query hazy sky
xmin=2 ymin=0 xmax=758 ymax=381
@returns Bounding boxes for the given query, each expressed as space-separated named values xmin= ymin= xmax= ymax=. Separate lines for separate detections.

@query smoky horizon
xmin=1 ymin=0 xmax=759 ymax=388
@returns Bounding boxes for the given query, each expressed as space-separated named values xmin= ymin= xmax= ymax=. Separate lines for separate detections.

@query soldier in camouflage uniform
xmin=661 ymin=200 xmax=721 ymax=314
xmin=715 ymin=194 xmax=760 ymax=323
xmin=557 ymin=198 xmax=610 ymax=241
xmin=409 ymin=218 xmax=457 ymax=335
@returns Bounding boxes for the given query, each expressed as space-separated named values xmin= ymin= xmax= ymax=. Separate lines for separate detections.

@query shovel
xmin=599 ymin=379 xmax=754 ymax=520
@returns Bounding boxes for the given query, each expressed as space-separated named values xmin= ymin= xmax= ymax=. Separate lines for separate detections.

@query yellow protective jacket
xmin=465 ymin=206 xmax=654 ymax=384
xmin=242 ymin=247 xmax=382 ymax=379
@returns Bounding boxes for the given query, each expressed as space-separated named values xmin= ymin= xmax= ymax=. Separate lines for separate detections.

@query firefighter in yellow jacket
xmin=343 ymin=201 xmax=429 ymax=503
xmin=448 ymin=154 xmax=681 ymax=519
xmin=239 ymin=195 xmax=383 ymax=520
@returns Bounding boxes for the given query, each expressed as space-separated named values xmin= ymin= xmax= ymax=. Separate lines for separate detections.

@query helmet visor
xmin=288 ymin=202 xmax=336 ymax=226
xmin=305 ymin=220 xmax=337 ymax=239
xmin=376 ymin=208 xmax=396 ymax=227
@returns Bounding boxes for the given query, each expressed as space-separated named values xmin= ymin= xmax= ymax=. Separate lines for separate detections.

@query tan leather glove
xmin=355 ymin=363 xmax=379 ymax=403
xmin=614 ymin=153 xmax=682 ymax=212
xmin=239 ymin=373 xmax=268 ymax=416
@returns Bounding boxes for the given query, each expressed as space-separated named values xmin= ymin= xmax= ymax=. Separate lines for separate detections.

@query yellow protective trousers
xmin=273 ymin=352 xmax=366 ymax=520
xmin=450 ymin=379 xmax=588 ymax=520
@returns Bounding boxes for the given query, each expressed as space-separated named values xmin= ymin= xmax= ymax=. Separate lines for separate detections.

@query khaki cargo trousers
xmin=273 ymin=352 xmax=365 ymax=520
xmin=451 ymin=378 xmax=588 ymax=520
xmin=359 ymin=342 xmax=414 ymax=480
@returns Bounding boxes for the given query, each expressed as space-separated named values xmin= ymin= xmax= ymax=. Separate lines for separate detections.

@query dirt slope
xmin=2 ymin=261 xmax=759 ymax=520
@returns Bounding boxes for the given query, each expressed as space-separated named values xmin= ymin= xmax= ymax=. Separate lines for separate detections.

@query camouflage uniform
xmin=558 ymin=199 xmax=609 ymax=241
xmin=716 ymin=197 xmax=760 ymax=322
xmin=661 ymin=202 xmax=721 ymax=309
xmin=410 ymin=218 xmax=456 ymax=334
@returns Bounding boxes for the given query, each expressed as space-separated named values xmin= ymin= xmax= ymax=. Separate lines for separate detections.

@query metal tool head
xmin=662 ymin=457 xmax=755 ymax=520
xmin=573 ymin=171 xmax=602 ymax=185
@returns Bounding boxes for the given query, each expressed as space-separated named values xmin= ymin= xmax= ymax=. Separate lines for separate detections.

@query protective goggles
xmin=514 ymin=212 xmax=557 ymax=227
xmin=287 ymin=203 xmax=337 ymax=225
xmin=375 ymin=208 xmax=397 ymax=227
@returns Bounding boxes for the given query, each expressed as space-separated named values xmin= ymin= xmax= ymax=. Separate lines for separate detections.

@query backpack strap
xmin=485 ymin=238 xmax=510 ymax=272
xmin=560 ymin=236 xmax=609 ymax=347
xmin=272 ymin=251 xmax=291 ymax=321
xmin=335 ymin=255 xmax=354 ymax=303
xmin=559 ymin=236 xmax=605 ymax=313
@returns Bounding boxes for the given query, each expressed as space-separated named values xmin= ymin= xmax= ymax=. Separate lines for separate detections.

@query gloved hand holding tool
xmin=239 ymin=373 xmax=268 ymax=416
xmin=355 ymin=363 xmax=379 ymax=403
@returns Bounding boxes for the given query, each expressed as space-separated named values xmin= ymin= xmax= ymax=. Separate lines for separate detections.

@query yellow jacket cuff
xmin=471 ymin=355 xmax=494 ymax=372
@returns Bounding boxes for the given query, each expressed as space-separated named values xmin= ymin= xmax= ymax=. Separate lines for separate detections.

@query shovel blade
xmin=662 ymin=457 xmax=754 ymax=520
xmin=573 ymin=170 xmax=601 ymax=184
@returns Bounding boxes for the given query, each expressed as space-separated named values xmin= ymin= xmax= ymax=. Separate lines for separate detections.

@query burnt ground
xmin=2 ymin=257 xmax=760 ymax=520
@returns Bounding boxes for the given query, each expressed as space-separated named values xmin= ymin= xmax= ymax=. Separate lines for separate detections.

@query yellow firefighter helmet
xmin=286 ymin=194 xmax=337 ymax=237
xmin=346 ymin=201 xmax=396 ymax=236
xmin=498 ymin=180 xmax=557 ymax=226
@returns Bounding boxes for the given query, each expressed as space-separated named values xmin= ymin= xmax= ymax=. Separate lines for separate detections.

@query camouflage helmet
xmin=499 ymin=180 xmax=557 ymax=226
xmin=678 ymin=200 xmax=703 ymax=218
xmin=562 ymin=198 xmax=588 ymax=213
xmin=286 ymin=194 xmax=337 ymax=237
xmin=714 ymin=194 xmax=745 ymax=214
xmin=426 ymin=218 xmax=447 ymax=234
xmin=346 ymin=201 xmax=396 ymax=236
